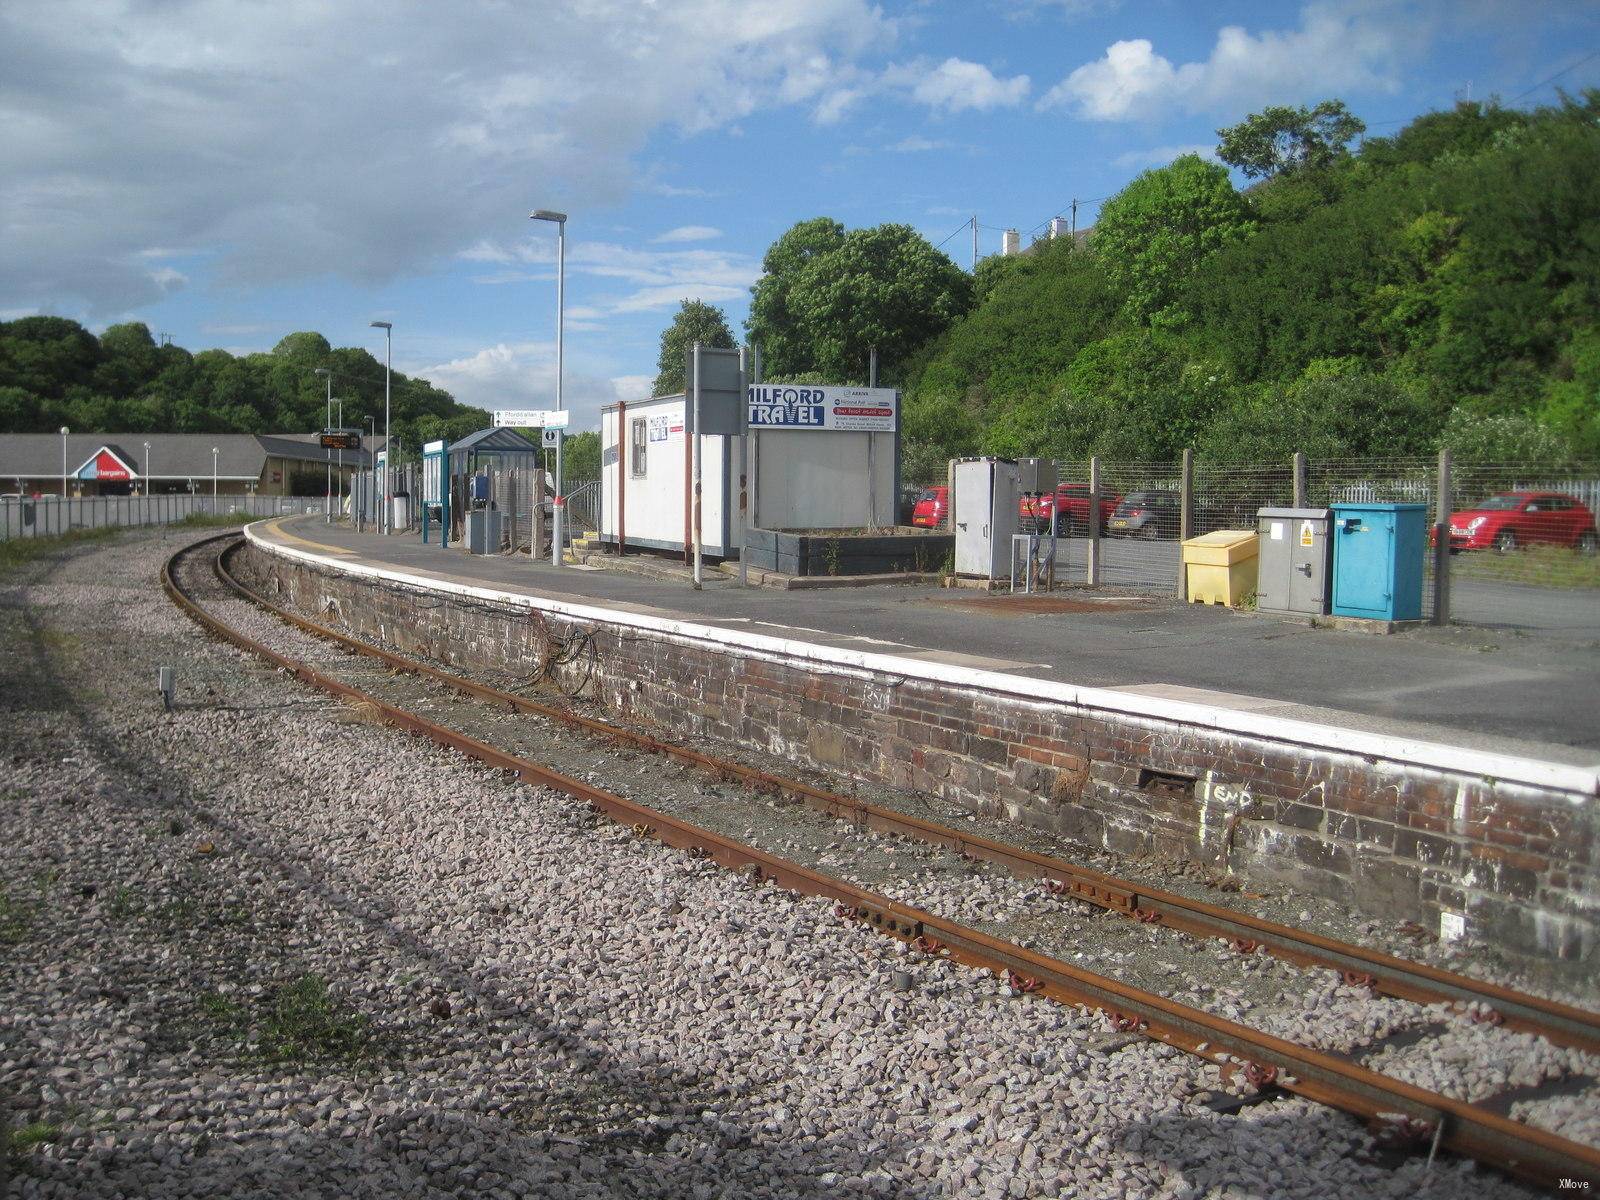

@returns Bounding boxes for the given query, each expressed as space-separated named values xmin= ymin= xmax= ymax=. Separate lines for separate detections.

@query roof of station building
xmin=0 ymin=432 xmax=377 ymax=480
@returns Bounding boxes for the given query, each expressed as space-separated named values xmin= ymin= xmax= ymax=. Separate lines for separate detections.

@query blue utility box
xmin=1330 ymin=502 xmax=1427 ymax=621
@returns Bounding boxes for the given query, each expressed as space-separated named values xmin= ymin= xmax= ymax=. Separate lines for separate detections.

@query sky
xmin=3 ymin=0 xmax=1598 ymax=432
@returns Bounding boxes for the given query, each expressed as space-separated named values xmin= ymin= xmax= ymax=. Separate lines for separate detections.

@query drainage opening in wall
xmin=1138 ymin=768 xmax=1197 ymax=798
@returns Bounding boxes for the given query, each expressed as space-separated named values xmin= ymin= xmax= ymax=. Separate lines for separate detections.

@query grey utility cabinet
xmin=466 ymin=507 xmax=503 ymax=555
xmin=1255 ymin=507 xmax=1332 ymax=616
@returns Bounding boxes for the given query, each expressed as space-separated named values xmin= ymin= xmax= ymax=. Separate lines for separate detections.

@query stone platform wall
xmin=241 ymin=542 xmax=1597 ymax=960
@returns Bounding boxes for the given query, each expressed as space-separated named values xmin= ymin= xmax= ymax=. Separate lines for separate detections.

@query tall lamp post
xmin=364 ymin=415 xmax=376 ymax=530
xmin=370 ymin=321 xmax=393 ymax=533
xmin=59 ymin=426 xmax=69 ymax=501
xmin=211 ymin=447 xmax=219 ymax=512
xmin=314 ymin=367 xmax=333 ymax=523
xmin=531 ymin=208 xmax=566 ymax=567
xmin=335 ymin=397 xmax=344 ymax=520
xmin=143 ymin=440 xmax=151 ymax=498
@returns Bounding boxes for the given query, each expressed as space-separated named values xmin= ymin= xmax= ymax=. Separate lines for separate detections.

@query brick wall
xmin=243 ymin=545 xmax=1598 ymax=961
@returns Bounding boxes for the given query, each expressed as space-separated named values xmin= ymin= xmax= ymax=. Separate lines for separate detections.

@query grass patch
xmin=201 ymin=973 xmax=373 ymax=1065
xmin=1451 ymin=545 xmax=1600 ymax=590
xmin=107 ymin=886 xmax=142 ymax=920
xmin=172 ymin=512 xmax=253 ymax=529
xmin=8 ymin=1120 xmax=60 ymax=1155
xmin=0 ymin=891 xmax=30 ymax=943
xmin=0 ymin=526 xmax=120 ymax=573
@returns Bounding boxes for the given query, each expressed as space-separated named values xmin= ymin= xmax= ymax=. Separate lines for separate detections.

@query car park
xmin=1108 ymin=490 xmax=1182 ymax=539
xmin=1438 ymin=491 xmax=1598 ymax=554
xmin=1021 ymin=483 xmax=1121 ymax=535
xmin=911 ymin=485 xmax=948 ymax=529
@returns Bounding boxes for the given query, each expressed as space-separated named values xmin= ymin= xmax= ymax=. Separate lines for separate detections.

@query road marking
xmin=259 ymin=517 xmax=354 ymax=555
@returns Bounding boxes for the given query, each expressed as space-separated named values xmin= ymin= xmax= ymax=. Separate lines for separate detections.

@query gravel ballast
xmin=0 ymin=528 xmax=1559 ymax=1198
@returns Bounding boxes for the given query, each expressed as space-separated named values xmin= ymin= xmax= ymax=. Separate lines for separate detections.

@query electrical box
xmin=1330 ymin=502 xmax=1428 ymax=621
xmin=1255 ymin=507 xmax=1332 ymax=615
xmin=1016 ymin=457 xmax=1057 ymax=495
xmin=953 ymin=458 xmax=1020 ymax=580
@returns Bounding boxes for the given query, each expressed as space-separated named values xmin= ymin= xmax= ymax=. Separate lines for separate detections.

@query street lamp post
xmin=336 ymin=397 xmax=344 ymax=520
xmin=314 ymin=367 xmax=332 ymax=523
xmin=531 ymin=208 xmax=566 ymax=567
xmin=364 ymin=415 xmax=376 ymax=531
xmin=211 ymin=447 xmax=219 ymax=512
xmin=370 ymin=321 xmax=393 ymax=533
xmin=59 ymin=426 xmax=69 ymax=501
xmin=143 ymin=440 xmax=151 ymax=498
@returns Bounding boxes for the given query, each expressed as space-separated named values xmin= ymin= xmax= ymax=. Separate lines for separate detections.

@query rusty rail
xmin=211 ymin=537 xmax=1600 ymax=1057
xmin=164 ymin=535 xmax=1600 ymax=1188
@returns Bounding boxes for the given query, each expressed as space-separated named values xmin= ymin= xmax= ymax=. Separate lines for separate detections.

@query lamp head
xmin=314 ymin=367 xmax=329 ymax=378
xmin=530 ymin=209 xmax=567 ymax=223
xmin=370 ymin=320 xmax=392 ymax=331
xmin=60 ymin=426 xmax=69 ymax=435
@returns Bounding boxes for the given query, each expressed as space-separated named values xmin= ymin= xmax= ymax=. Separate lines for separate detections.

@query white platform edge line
xmin=244 ymin=522 xmax=1600 ymax=800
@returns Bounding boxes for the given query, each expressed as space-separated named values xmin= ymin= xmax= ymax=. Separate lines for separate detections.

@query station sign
xmin=747 ymin=385 xmax=898 ymax=433
xmin=494 ymin=409 xmax=571 ymax=429
xmin=320 ymin=431 xmax=362 ymax=450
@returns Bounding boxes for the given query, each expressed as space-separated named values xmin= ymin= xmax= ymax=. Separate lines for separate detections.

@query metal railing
xmin=0 ymin=494 xmax=326 ymax=540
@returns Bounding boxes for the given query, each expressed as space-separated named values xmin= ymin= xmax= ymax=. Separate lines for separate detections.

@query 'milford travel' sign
xmin=746 ymin=385 xmax=898 ymax=433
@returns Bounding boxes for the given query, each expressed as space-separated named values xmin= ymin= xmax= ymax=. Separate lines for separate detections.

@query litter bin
xmin=1182 ymin=529 xmax=1259 ymax=606
xmin=466 ymin=508 xmax=502 ymax=555
xmin=1256 ymin=507 xmax=1332 ymax=616
xmin=1330 ymin=502 xmax=1427 ymax=622
xmin=390 ymin=492 xmax=411 ymax=531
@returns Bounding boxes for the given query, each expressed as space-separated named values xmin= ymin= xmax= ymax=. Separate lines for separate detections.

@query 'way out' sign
xmin=746 ymin=385 xmax=898 ymax=433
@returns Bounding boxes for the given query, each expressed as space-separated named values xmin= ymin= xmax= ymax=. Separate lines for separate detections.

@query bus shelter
xmin=442 ymin=427 xmax=544 ymax=550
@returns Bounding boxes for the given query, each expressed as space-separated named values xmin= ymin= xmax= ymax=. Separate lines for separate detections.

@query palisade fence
xmin=367 ymin=462 xmax=594 ymax=556
xmin=904 ymin=453 xmax=1600 ymax=631
xmin=0 ymin=493 xmax=327 ymax=541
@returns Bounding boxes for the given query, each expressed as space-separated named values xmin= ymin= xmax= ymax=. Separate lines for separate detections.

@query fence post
xmin=1433 ymin=448 xmax=1452 ymax=626
xmin=1177 ymin=448 xmax=1193 ymax=599
xmin=1087 ymin=456 xmax=1102 ymax=586
xmin=1292 ymin=451 xmax=1307 ymax=509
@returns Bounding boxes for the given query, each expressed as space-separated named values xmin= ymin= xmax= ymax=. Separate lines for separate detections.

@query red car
xmin=1440 ymin=491 xmax=1598 ymax=554
xmin=911 ymin=486 xmax=948 ymax=528
xmin=1021 ymin=483 xmax=1122 ymax=535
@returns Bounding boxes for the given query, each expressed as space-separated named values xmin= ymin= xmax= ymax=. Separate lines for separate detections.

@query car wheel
xmin=1493 ymin=529 xmax=1518 ymax=554
xmin=1139 ymin=523 xmax=1159 ymax=540
xmin=1577 ymin=530 xmax=1598 ymax=555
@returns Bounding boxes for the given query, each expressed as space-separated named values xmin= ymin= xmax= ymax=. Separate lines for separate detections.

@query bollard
xmin=158 ymin=666 xmax=175 ymax=712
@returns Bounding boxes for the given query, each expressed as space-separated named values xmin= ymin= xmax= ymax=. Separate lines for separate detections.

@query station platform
xmin=248 ymin=516 xmax=1600 ymax=787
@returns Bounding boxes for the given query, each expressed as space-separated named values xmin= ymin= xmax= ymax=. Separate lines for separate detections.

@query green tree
xmin=1217 ymin=100 xmax=1366 ymax=180
xmin=747 ymin=220 xmax=971 ymax=383
xmin=1091 ymin=155 xmax=1253 ymax=327
xmin=653 ymin=299 xmax=736 ymax=395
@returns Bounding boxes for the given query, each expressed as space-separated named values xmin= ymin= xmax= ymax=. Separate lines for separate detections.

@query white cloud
xmin=887 ymin=57 xmax=1031 ymax=113
xmin=890 ymin=135 xmax=953 ymax=153
xmin=149 ymin=266 xmax=187 ymax=291
xmin=418 ymin=340 xmax=638 ymax=432
xmin=460 ymin=236 xmax=759 ymax=319
xmin=652 ymin=226 xmax=723 ymax=244
xmin=1040 ymin=2 xmax=1419 ymax=120
xmin=1112 ymin=142 xmax=1217 ymax=169
xmin=0 ymin=0 xmax=894 ymax=315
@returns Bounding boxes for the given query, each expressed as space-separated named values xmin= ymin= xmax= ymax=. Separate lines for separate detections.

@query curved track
xmin=163 ymin=532 xmax=1600 ymax=1189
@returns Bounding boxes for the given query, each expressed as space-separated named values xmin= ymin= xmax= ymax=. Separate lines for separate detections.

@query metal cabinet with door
xmin=1255 ymin=507 xmax=1332 ymax=616
xmin=953 ymin=458 xmax=1019 ymax=580
xmin=1330 ymin=502 xmax=1427 ymax=621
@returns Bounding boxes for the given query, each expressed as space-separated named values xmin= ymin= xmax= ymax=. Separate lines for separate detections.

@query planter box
xmin=744 ymin=527 xmax=953 ymax=577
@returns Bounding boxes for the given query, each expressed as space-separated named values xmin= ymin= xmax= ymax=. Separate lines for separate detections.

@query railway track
xmin=163 ymin=532 xmax=1600 ymax=1189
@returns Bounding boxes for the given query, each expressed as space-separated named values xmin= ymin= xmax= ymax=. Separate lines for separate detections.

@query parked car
xmin=911 ymin=486 xmax=948 ymax=529
xmin=1436 ymin=491 xmax=1598 ymax=554
xmin=1108 ymin=490 xmax=1182 ymax=539
xmin=1021 ymin=483 xmax=1122 ymax=535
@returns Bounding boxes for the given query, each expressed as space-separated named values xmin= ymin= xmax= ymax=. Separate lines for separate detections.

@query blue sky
xmin=4 ymin=1 xmax=1598 ymax=432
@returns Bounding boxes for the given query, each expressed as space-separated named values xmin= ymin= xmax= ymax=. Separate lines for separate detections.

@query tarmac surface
xmin=257 ymin=517 xmax=1600 ymax=764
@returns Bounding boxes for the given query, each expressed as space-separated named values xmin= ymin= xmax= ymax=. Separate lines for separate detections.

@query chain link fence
xmin=908 ymin=451 xmax=1598 ymax=632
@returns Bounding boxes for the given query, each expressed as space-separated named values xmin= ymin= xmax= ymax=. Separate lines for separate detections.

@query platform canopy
xmin=447 ymin=427 xmax=541 ymax=460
